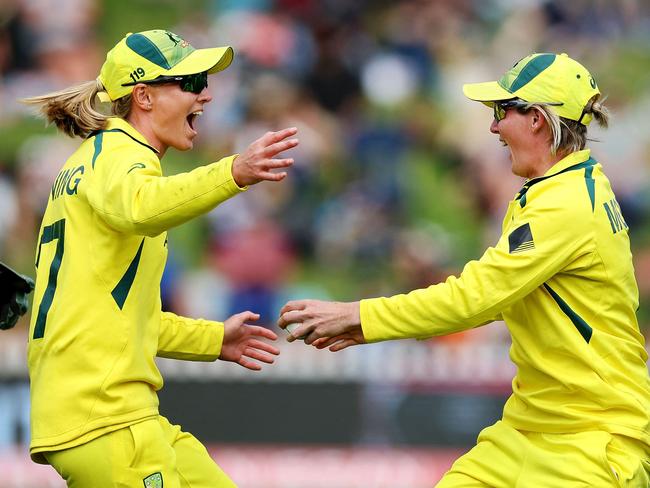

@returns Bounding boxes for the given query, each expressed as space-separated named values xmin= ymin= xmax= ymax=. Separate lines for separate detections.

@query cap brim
xmin=167 ymin=46 xmax=234 ymax=77
xmin=462 ymin=81 xmax=515 ymax=104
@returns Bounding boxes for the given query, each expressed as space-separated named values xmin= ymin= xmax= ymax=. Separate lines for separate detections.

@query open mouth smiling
xmin=187 ymin=110 xmax=203 ymax=131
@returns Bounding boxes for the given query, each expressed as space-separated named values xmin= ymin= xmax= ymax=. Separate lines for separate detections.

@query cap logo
xmin=165 ymin=31 xmax=181 ymax=46
xmin=508 ymin=53 xmax=556 ymax=92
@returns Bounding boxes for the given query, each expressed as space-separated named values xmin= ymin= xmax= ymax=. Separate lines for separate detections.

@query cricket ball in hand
xmin=285 ymin=323 xmax=307 ymax=340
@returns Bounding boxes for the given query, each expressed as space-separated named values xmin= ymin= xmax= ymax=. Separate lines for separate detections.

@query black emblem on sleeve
xmin=509 ymin=223 xmax=535 ymax=253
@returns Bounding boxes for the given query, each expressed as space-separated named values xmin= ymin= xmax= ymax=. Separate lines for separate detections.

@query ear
xmin=131 ymin=84 xmax=153 ymax=111
xmin=530 ymin=108 xmax=546 ymax=133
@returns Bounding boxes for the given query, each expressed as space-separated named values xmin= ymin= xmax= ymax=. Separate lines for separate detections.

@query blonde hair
xmin=522 ymin=95 xmax=609 ymax=155
xmin=22 ymin=80 xmax=132 ymax=138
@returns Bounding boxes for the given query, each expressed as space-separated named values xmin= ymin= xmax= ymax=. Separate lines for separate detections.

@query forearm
xmin=360 ymin=245 xmax=566 ymax=342
xmin=360 ymin=276 xmax=499 ymax=343
xmin=157 ymin=311 xmax=224 ymax=361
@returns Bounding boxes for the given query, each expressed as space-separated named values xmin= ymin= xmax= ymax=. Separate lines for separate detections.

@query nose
xmin=490 ymin=118 xmax=500 ymax=134
xmin=198 ymin=87 xmax=212 ymax=103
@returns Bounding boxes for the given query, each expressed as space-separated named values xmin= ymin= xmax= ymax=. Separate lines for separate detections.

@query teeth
xmin=192 ymin=111 xmax=203 ymax=117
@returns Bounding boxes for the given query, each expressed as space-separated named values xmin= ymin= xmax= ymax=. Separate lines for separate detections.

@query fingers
xmin=259 ymin=127 xmax=298 ymax=146
xmin=246 ymin=338 xmax=280 ymax=355
xmin=233 ymin=311 xmax=260 ymax=324
xmin=279 ymin=300 xmax=307 ymax=317
xmin=312 ymin=335 xmax=357 ymax=352
xmin=313 ymin=336 xmax=341 ymax=349
xmin=281 ymin=321 xmax=309 ymax=342
xmin=266 ymin=158 xmax=294 ymax=169
xmin=278 ymin=310 xmax=305 ymax=329
xmin=244 ymin=158 xmax=294 ymax=183
xmin=237 ymin=358 xmax=263 ymax=371
xmin=254 ymin=159 xmax=293 ymax=183
xmin=286 ymin=324 xmax=310 ymax=343
xmin=263 ymin=138 xmax=299 ymax=158
xmin=232 ymin=128 xmax=298 ymax=187
xmin=256 ymin=170 xmax=288 ymax=182
xmin=278 ymin=300 xmax=313 ymax=330
xmin=315 ymin=335 xmax=356 ymax=352
xmin=329 ymin=339 xmax=358 ymax=352
xmin=246 ymin=325 xmax=278 ymax=341
xmin=277 ymin=311 xmax=302 ymax=330
xmin=235 ymin=341 xmax=279 ymax=371
xmin=243 ymin=347 xmax=277 ymax=364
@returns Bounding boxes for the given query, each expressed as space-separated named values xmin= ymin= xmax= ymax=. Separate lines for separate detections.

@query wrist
xmin=215 ymin=320 xmax=226 ymax=360
xmin=347 ymin=301 xmax=361 ymax=328
xmin=230 ymin=156 xmax=245 ymax=188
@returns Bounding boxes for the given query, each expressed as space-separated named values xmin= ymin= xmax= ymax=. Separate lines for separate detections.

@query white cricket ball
xmin=285 ymin=323 xmax=307 ymax=340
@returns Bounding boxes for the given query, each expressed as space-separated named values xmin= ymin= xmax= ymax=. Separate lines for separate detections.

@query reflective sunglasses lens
xmin=494 ymin=103 xmax=505 ymax=122
xmin=180 ymin=72 xmax=208 ymax=94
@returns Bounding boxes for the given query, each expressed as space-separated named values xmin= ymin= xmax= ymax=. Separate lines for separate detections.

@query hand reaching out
xmin=232 ymin=127 xmax=299 ymax=187
xmin=277 ymin=299 xmax=366 ymax=351
xmin=220 ymin=311 xmax=280 ymax=370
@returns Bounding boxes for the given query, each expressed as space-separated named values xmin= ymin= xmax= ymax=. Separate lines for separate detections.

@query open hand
xmin=232 ymin=127 xmax=298 ymax=186
xmin=220 ymin=311 xmax=280 ymax=370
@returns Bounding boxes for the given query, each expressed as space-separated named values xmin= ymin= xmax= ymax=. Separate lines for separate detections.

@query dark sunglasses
xmin=122 ymin=71 xmax=208 ymax=94
xmin=493 ymin=99 xmax=564 ymax=122
xmin=493 ymin=100 xmax=530 ymax=122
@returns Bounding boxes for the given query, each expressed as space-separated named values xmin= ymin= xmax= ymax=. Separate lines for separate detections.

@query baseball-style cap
xmin=98 ymin=29 xmax=234 ymax=101
xmin=463 ymin=53 xmax=600 ymax=125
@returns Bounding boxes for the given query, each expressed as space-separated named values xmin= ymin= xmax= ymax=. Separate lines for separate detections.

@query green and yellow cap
xmin=98 ymin=29 xmax=234 ymax=101
xmin=463 ymin=53 xmax=600 ymax=125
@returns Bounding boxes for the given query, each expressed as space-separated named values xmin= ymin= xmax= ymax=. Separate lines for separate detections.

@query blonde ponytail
xmin=22 ymin=79 xmax=111 ymax=138
xmin=584 ymin=94 xmax=609 ymax=129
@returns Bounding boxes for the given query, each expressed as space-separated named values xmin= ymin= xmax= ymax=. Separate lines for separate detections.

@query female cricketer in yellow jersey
xmin=23 ymin=30 xmax=299 ymax=487
xmin=279 ymin=53 xmax=650 ymax=487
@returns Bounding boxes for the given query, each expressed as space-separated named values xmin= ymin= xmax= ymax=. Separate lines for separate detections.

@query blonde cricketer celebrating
xmin=24 ymin=30 xmax=298 ymax=487
xmin=279 ymin=53 xmax=650 ymax=487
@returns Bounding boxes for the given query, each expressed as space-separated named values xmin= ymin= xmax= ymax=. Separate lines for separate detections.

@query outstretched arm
xmin=279 ymin=188 xmax=593 ymax=348
xmin=89 ymin=128 xmax=298 ymax=236
xmin=158 ymin=310 xmax=279 ymax=370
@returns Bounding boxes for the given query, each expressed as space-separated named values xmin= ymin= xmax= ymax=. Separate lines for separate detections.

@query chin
xmin=171 ymin=139 xmax=194 ymax=151
xmin=510 ymin=165 xmax=524 ymax=178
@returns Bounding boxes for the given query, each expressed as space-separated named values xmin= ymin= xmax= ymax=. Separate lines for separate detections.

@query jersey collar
xmin=515 ymin=149 xmax=596 ymax=207
xmin=105 ymin=118 xmax=160 ymax=155
xmin=541 ymin=149 xmax=591 ymax=178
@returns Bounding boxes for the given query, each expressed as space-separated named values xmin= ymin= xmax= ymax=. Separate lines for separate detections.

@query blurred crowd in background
xmin=1 ymin=0 xmax=650 ymax=456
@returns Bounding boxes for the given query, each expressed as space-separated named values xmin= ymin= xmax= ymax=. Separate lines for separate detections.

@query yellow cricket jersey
xmin=28 ymin=117 xmax=245 ymax=462
xmin=361 ymin=149 xmax=650 ymax=445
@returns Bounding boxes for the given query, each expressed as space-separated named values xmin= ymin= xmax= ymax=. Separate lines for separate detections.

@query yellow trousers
xmin=45 ymin=416 xmax=236 ymax=487
xmin=436 ymin=420 xmax=650 ymax=488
